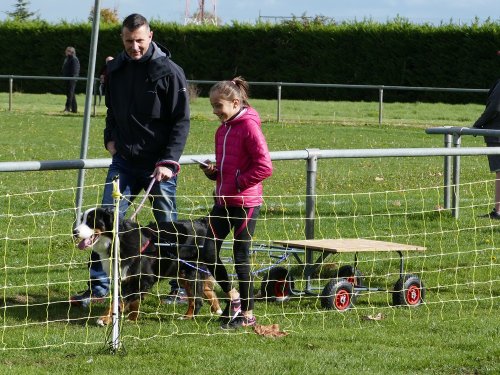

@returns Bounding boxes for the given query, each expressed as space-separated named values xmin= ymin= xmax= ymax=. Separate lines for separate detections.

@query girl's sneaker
xmin=221 ymin=313 xmax=256 ymax=330
xmin=219 ymin=298 xmax=241 ymax=323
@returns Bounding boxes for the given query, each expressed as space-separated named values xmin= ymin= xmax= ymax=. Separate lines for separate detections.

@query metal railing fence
xmin=0 ymin=75 xmax=488 ymax=124
xmin=426 ymin=127 xmax=500 ymax=218
xmin=2 ymin=143 xmax=500 ymax=228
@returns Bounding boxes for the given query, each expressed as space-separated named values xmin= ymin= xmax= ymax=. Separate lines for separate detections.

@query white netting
xmin=0 ymin=180 xmax=498 ymax=349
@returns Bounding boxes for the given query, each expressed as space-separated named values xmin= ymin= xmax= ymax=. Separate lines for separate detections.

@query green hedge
xmin=1 ymin=19 xmax=500 ymax=103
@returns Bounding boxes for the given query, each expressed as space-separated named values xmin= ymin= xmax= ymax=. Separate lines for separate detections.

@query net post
xmin=109 ymin=176 xmax=122 ymax=353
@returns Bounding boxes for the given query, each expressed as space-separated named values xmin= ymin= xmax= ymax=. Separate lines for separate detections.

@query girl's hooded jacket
xmin=211 ymin=106 xmax=273 ymax=207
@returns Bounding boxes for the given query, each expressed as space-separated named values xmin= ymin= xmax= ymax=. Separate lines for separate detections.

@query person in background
xmin=472 ymin=78 xmax=500 ymax=219
xmin=98 ymin=56 xmax=114 ymax=105
xmin=199 ymin=76 xmax=273 ymax=329
xmin=71 ymin=13 xmax=190 ymax=307
xmin=62 ymin=46 xmax=80 ymax=113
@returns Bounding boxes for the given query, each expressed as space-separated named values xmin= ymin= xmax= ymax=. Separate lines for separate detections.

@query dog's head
xmin=73 ymin=207 xmax=114 ymax=250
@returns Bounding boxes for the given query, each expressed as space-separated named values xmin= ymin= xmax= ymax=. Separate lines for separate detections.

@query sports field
xmin=0 ymin=93 xmax=498 ymax=374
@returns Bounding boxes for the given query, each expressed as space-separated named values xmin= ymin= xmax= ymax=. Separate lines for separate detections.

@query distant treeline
xmin=1 ymin=19 xmax=500 ymax=103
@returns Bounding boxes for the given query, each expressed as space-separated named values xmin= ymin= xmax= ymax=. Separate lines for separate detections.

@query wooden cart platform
xmin=259 ymin=239 xmax=426 ymax=310
xmin=273 ymin=238 xmax=426 ymax=253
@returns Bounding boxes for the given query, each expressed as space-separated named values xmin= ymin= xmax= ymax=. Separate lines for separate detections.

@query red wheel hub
xmin=335 ymin=289 xmax=351 ymax=310
xmin=406 ymin=285 xmax=421 ymax=305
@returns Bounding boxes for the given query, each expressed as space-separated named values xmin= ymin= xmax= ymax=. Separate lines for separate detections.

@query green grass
xmin=0 ymin=93 xmax=498 ymax=374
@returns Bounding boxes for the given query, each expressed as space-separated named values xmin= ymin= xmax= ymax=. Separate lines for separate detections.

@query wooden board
xmin=272 ymin=239 xmax=426 ymax=253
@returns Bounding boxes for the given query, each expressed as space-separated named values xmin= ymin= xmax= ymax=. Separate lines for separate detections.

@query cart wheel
xmin=393 ymin=274 xmax=425 ymax=306
xmin=336 ymin=265 xmax=364 ymax=287
xmin=321 ymin=278 xmax=355 ymax=311
xmin=261 ymin=267 xmax=294 ymax=302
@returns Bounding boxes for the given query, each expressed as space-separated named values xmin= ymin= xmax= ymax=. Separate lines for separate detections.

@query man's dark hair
xmin=122 ymin=13 xmax=149 ymax=31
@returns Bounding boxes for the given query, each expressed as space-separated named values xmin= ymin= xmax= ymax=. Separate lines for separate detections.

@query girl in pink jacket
xmin=200 ymin=76 xmax=273 ymax=329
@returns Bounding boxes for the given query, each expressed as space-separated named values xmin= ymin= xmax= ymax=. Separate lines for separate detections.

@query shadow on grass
xmin=0 ymin=293 xmax=108 ymax=326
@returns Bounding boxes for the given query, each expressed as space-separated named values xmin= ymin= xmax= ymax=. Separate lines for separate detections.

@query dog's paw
xmin=214 ymin=309 xmax=223 ymax=315
xmin=96 ymin=318 xmax=106 ymax=327
xmin=178 ymin=315 xmax=194 ymax=320
xmin=96 ymin=316 xmax=111 ymax=326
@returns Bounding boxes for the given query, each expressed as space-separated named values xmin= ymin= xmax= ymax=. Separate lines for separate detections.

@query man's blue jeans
xmin=88 ymin=154 xmax=178 ymax=295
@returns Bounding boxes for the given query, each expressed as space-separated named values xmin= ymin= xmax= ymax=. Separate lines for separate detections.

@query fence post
xmin=304 ymin=148 xmax=319 ymax=292
xmin=277 ymin=82 xmax=282 ymax=123
xmin=305 ymin=149 xmax=319 ymax=240
xmin=9 ymin=77 xmax=13 ymax=111
xmin=452 ymin=134 xmax=461 ymax=218
xmin=92 ymin=80 xmax=97 ymax=117
xmin=74 ymin=0 xmax=101 ymax=226
xmin=443 ymin=133 xmax=452 ymax=209
xmin=378 ymin=86 xmax=384 ymax=125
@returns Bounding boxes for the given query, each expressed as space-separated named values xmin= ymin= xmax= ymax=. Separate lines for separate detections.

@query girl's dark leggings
xmin=203 ymin=205 xmax=260 ymax=312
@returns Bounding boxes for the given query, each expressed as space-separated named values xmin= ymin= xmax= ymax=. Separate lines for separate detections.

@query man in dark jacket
xmin=473 ymin=79 xmax=500 ymax=219
xmin=71 ymin=13 xmax=190 ymax=307
xmin=62 ymin=46 xmax=80 ymax=113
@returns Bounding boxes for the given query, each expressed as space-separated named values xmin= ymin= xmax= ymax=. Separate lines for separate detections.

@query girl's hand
xmin=201 ymin=160 xmax=217 ymax=178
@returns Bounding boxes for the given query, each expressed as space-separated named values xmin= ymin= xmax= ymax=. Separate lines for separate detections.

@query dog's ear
xmin=103 ymin=207 xmax=114 ymax=216
xmin=139 ymin=222 xmax=161 ymax=242
xmin=103 ymin=207 xmax=115 ymax=230
xmin=146 ymin=221 xmax=159 ymax=232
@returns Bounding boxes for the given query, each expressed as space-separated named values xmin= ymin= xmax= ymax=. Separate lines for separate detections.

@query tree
xmin=89 ymin=7 xmax=120 ymax=24
xmin=4 ymin=0 xmax=37 ymax=22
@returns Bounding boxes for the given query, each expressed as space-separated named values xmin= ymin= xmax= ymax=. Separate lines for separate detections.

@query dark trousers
xmin=65 ymin=80 xmax=77 ymax=112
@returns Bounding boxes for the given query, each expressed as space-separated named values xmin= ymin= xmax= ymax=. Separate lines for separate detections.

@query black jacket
xmin=62 ymin=55 xmax=80 ymax=77
xmin=473 ymin=79 xmax=500 ymax=143
xmin=104 ymin=42 xmax=190 ymax=166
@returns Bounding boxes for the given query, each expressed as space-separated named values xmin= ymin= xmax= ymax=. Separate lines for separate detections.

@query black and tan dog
xmin=74 ymin=207 xmax=221 ymax=326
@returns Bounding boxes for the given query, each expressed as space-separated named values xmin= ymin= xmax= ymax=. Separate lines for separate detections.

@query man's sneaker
xmin=162 ymin=289 xmax=188 ymax=305
xmin=218 ymin=298 xmax=241 ymax=323
xmin=481 ymin=209 xmax=500 ymax=219
xmin=70 ymin=290 xmax=107 ymax=308
xmin=221 ymin=312 xmax=256 ymax=330
xmin=487 ymin=209 xmax=500 ymax=220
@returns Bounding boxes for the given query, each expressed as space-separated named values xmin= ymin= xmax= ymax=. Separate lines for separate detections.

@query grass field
xmin=0 ymin=93 xmax=498 ymax=374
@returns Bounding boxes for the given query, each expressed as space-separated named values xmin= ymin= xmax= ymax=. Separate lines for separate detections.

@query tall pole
xmin=74 ymin=0 xmax=101 ymax=225
xmin=110 ymin=177 xmax=121 ymax=353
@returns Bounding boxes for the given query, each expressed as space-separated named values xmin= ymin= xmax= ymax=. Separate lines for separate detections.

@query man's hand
xmin=152 ymin=166 xmax=173 ymax=182
xmin=106 ymin=141 xmax=117 ymax=156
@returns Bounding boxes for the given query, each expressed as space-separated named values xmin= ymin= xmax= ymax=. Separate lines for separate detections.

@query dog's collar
xmin=141 ymin=239 xmax=151 ymax=253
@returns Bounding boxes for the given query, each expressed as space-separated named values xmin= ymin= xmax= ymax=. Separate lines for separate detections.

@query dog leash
xmin=156 ymin=242 xmax=291 ymax=277
xmin=129 ymin=178 xmax=155 ymax=222
xmin=129 ymin=160 xmax=181 ymax=222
